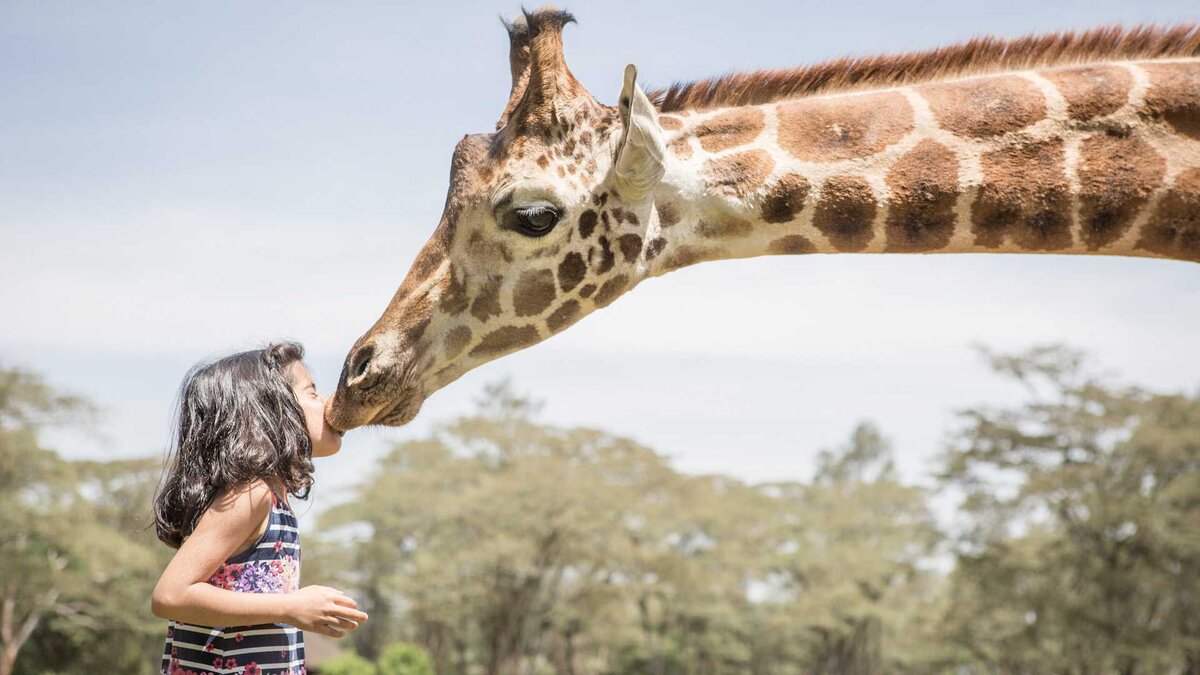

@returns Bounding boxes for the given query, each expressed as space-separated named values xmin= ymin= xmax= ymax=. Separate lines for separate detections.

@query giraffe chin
xmin=370 ymin=396 xmax=424 ymax=428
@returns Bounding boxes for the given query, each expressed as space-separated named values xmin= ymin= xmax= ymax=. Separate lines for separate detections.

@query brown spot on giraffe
xmin=596 ymin=236 xmax=616 ymax=273
xmin=469 ymin=276 xmax=503 ymax=322
xmin=1076 ymin=132 xmax=1165 ymax=250
xmin=469 ymin=325 xmax=541 ymax=359
xmin=778 ymin=92 xmax=913 ymax=162
xmin=618 ymin=234 xmax=643 ymax=263
xmin=512 ymin=269 xmax=556 ymax=317
xmin=658 ymin=115 xmax=684 ymax=130
xmin=610 ymin=207 xmax=633 ymax=225
xmin=696 ymin=217 xmax=753 ymax=239
xmin=973 ymin=139 xmax=1073 ymax=250
xmin=661 ymin=245 xmax=717 ymax=271
xmin=669 ymin=137 xmax=693 ymax=160
xmin=767 ymin=235 xmax=816 ymax=255
xmin=578 ymin=283 xmax=597 ymax=299
xmin=1139 ymin=167 xmax=1200 ymax=262
xmin=646 ymin=237 xmax=667 ymax=260
xmin=761 ymin=173 xmax=811 ymax=224
xmin=1042 ymin=65 xmax=1131 ymax=121
xmin=593 ymin=275 xmax=631 ymax=308
xmin=439 ymin=265 xmax=468 ymax=314
xmin=546 ymin=299 xmax=581 ymax=332
xmin=703 ymin=150 xmax=775 ymax=199
xmin=557 ymin=251 xmax=586 ymax=292
xmin=578 ymin=209 xmax=598 ymax=238
xmin=443 ymin=325 xmax=472 ymax=361
xmin=536 ymin=155 xmax=550 ymax=169
xmin=813 ymin=175 xmax=876 ymax=251
xmin=922 ymin=75 xmax=1047 ymax=138
xmin=1143 ymin=62 xmax=1200 ymax=140
xmin=694 ymin=108 xmax=766 ymax=152
xmin=884 ymin=140 xmax=959 ymax=252
xmin=656 ymin=202 xmax=681 ymax=227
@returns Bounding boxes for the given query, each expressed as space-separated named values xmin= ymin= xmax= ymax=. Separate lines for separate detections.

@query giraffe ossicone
xmin=326 ymin=7 xmax=1200 ymax=431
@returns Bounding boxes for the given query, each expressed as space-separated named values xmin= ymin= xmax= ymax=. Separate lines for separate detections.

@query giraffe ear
xmin=613 ymin=64 xmax=666 ymax=201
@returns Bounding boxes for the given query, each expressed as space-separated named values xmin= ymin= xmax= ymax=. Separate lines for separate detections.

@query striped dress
xmin=162 ymin=488 xmax=305 ymax=675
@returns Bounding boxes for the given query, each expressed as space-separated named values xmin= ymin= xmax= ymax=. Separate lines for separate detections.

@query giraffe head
xmin=327 ymin=7 xmax=667 ymax=430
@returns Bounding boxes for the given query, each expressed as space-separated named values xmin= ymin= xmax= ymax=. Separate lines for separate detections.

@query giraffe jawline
xmin=369 ymin=396 xmax=423 ymax=427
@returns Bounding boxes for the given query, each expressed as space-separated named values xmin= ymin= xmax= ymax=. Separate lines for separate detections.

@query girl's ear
xmin=613 ymin=64 xmax=666 ymax=201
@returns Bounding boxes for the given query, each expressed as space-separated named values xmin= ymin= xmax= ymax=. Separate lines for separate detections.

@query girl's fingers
xmin=333 ymin=606 xmax=369 ymax=623
xmin=317 ymin=624 xmax=346 ymax=639
xmin=329 ymin=617 xmax=359 ymax=632
xmin=331 ymin=595 xmax=358 ymax=608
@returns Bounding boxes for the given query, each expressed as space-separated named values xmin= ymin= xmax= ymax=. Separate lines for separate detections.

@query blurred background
xmin=1 ymin=0 xmax=1198 ymax=673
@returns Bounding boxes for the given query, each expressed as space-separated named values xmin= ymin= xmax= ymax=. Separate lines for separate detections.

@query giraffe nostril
xmin=349 ymin=344 xmax=376 ymax=386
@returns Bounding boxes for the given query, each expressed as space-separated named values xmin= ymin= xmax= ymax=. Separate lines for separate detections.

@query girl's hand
xmin=284 ymin=585 xmax=369 ymax=638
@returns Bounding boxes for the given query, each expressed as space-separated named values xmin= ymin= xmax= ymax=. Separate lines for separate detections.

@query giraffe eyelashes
xmin=505 ymin=203 xmax=561 ymax=237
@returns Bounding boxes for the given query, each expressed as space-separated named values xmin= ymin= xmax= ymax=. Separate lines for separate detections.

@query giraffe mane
xmin=650 ymin=23 xmax=1200 ymax=112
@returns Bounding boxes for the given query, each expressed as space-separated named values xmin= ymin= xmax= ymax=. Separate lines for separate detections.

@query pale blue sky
xmin=2 ymin=1 xmax=1198 ymax=526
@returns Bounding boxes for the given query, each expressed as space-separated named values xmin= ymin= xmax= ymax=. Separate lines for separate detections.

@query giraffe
xmin=325 ymin=7 xmax=1200 ymax=432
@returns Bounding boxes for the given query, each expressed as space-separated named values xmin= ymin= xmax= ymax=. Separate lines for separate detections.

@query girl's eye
xmin=509 ymin=204 xmax=560 ymax=237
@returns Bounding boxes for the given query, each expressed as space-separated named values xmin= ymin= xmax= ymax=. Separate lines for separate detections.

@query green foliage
xmin=312 ymin=383 xmax=941 ymax=674
xmin=319 ymin=651 xmax=378 ymax=675
xmin=377 ymin=641 xmax=435 ymax=675
xmin=5 ymin=346 xmax=1199 ymax=674
xmin=938 ymin=345 xmax=1200 ymax=673
xmin=0 ymin=363 xmax=169 ymax=675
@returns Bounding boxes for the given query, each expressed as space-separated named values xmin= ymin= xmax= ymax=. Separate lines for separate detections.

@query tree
xmin=0 ymin=363 xmax=169 ymax=675
xmin=938 ymin=345 xmax=1200 ymax=674
xmin=312 ymin=385 xmax=945 ymax=675
xmin=318 ymin=383 xmax=667 ymax=674
xmin=0 ymin=364 xmax=91 ymax=675
xmin=768 ymin=422 xmax=942 ymax=674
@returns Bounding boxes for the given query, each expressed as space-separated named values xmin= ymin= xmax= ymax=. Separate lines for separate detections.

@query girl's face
xmin=287 ymin=361 xmax=343 ymax=458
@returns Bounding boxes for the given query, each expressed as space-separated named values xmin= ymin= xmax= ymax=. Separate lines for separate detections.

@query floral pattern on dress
xmin=207 ymin=552 xmax=299 ymax=594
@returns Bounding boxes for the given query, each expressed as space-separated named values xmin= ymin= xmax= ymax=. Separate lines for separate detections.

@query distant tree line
xmin=1 ymin=346 xmax=1197 ymax=674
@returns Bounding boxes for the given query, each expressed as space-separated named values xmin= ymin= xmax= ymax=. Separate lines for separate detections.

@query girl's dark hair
xmin=154 ymin=342 xmax=315 ymax=548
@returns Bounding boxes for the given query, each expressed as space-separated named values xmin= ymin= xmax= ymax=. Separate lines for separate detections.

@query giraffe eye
xmin=510 ymin=204 xmax=560 ymax=237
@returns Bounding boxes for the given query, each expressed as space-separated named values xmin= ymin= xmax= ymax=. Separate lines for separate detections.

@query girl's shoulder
xmin=181 ymin=479 xmax=279 ymax=549
xmin=213 ymin=478 xmax=279 ymax=510
xmin=200 ymin=479 xmax=280 ymax=532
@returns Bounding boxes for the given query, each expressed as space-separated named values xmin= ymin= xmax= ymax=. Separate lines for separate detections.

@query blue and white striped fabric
xmin=161 ymin=489 xmax=305 ymax=675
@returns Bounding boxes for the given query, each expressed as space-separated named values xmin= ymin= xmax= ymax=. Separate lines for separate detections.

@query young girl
xmin=151 ymin=342 xmax=368 ymax=675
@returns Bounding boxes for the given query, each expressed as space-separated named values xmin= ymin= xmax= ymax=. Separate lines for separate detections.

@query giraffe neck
xmin=639 ymin=57 xmax=1200 ymax=277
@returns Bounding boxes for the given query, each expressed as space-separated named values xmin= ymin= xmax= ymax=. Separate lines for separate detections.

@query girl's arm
xmin=150 ymin=480 xmax=367 ymax=638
